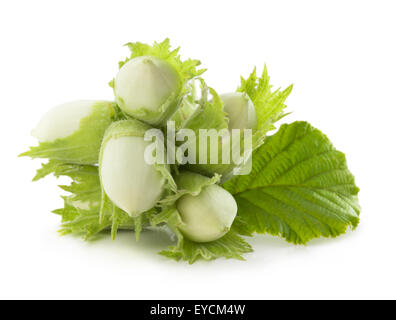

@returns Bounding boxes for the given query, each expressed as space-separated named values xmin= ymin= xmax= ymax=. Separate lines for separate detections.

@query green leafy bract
xmin=223 ymin=121 xmax=360 ymax=244
xmin=20 ymin=101 xmax=118 ymax=165
xmin=159 ymin=170 xmax=221 ymax=207
xmin=47 ymin=163 xmax=110 ymax=238
xmin=238 ymin=65 xmax=293 ymax=136
xmin=37 ymin=161 xmax=154 ymax=240
xmin=170 ymin=80 xmax=200 ymax=130
xmin=182 ymin=82 xmax=228 ymax=131
xmin=99 ymin=191 xmax=157 ymax=241
xmin=178 ymin=68 xmax=293 ymax=180
xmin=120 ymin=38 xmax=205 ymax=82
xmin=160 ymin=229 xmax=253 ymax=264
xmin=177 ymin=82 xmax=233 ymax=177
xmin=152 ymin=208 xmax=252 ymax=264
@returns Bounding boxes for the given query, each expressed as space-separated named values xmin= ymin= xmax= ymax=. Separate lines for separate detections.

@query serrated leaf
xmin=56 ymin=164 xmax=101 ymax=203
xmin=51 ymin=164 xmax=109 ymax=238
xmin=123 ymin=38 xmax=205 ymax=81
xmin=223 ymin=121 xmax=360 ymax=244
xmin=182 ymin=83 xmax=228 ymax=131
xmin=159 ymin=229 xmax=253 ymax=264
xmin=32 ymin=160 xmax=66 ymax=181
xmin=238 ymin=66 xmax=293 ymax=134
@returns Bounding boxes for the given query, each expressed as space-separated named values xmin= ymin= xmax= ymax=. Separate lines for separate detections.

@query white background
xmin=1 ymin=0 xmax=395 ymax=300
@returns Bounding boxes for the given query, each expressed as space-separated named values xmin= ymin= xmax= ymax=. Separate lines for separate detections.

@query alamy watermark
xmin=143 ymin=121 xmax=253 ymax=176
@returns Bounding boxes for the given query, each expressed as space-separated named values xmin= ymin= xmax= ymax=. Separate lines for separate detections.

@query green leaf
xmin=223 ymin=121 xmax=360 ymax=244
xmin=58 ymin=206 xmax=107 ymax=240
xmin=31 ymin=161 xmax=102 ymax=204
xmin=238 ymin=66 xmax=293 ymax=135
xmin=33 ymin=162 xmax=118 ymax=238
xmin=32 ymin=160 xmax=66 ymax=181
xmin=56 ymin=164 xmax=102 ymax=204
xmin=159 ymin=228 xmax=253 ymax=264
xmin=49 ymin=164 xmax=109 ymax=238
xmin=182 ymin=82 xmax=228 ymax=131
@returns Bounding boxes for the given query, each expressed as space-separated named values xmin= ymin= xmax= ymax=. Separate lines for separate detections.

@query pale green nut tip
xmin=32 ymin=100 xmax=101 ymax=142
